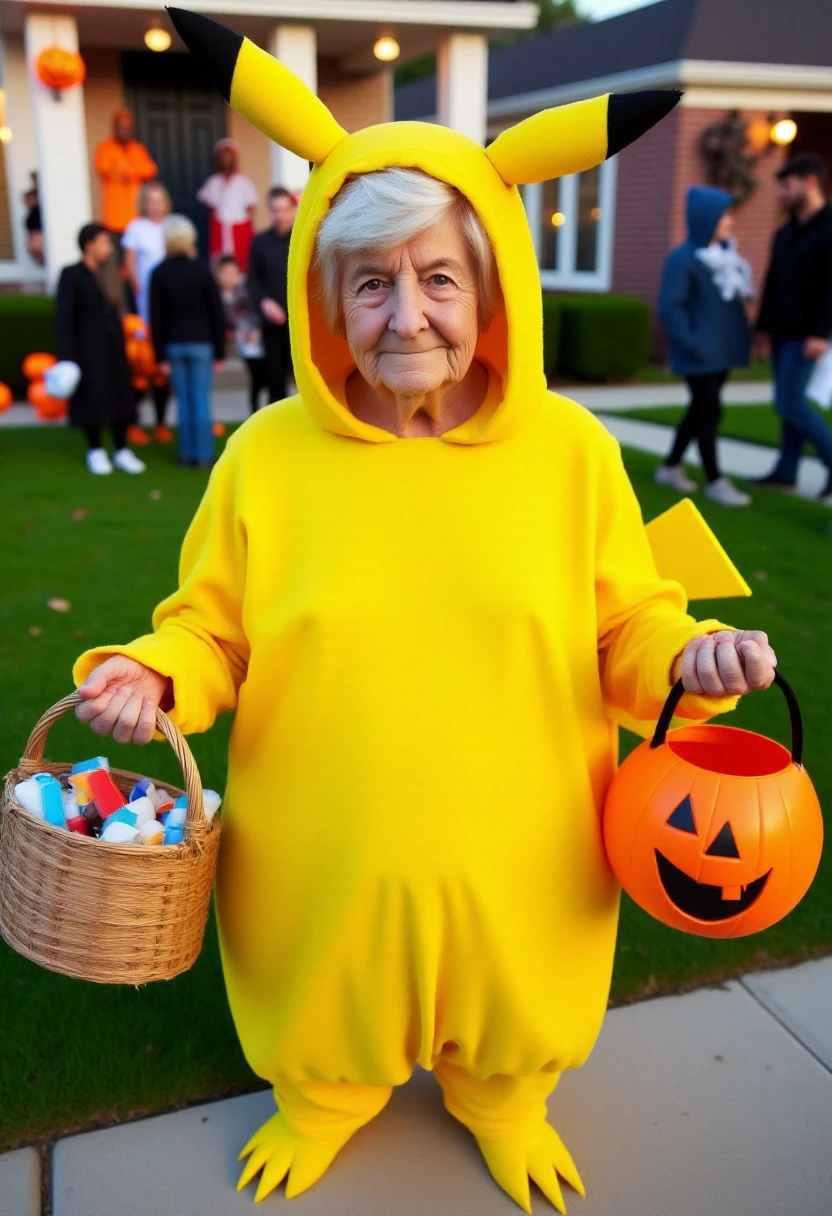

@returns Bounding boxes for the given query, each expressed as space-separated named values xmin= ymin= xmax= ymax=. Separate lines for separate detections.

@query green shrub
xmin=541 ymin=294 xmax=562 ymax=379
xmin=556 ymin=294 xmax=651 ymax=381
xmin=0 ymin=294 xmax=56 ymax=397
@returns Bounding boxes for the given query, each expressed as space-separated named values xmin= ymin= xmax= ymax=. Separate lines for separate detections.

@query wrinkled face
xmin=145 ymin=188 xmax=169 ymax=224
xmin=270 ymin=194 xmax=296 ymax=235
xmin=341 ymin=220 xmax=480 ymax=398
xmin=713 ymin=211 xmax=734 ymax=243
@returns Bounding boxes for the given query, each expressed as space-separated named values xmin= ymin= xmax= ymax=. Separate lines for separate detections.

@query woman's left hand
xmin=672 ymin=630 xmax=777 ymax=696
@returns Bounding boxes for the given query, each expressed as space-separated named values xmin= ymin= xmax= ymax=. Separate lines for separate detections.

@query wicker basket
xmin=0 ymin=692 xmax=221 ymax=984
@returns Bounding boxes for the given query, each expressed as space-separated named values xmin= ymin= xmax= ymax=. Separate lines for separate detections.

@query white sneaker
xmin=86 ymin=448 xmax=113 ymax=475
xmin=113 ymin=447 xmax=146 ymax=474
xmin=654 ymin=463 xmax=698 ymax=493
xmin=704 ymin=477 xmax=751 ymax=507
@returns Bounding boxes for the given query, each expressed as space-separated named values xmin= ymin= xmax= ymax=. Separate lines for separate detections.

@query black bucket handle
xmin=650 ymin=670 xmax=803 ymax=767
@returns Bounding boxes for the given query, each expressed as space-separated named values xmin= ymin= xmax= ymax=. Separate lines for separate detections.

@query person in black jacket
xmin=247 ymin=186 xmax=297 ymax=402
xmin=56 ymin=223 xmax=145 ymax=476
xmin=150 ymin=215 xmax=226 ymax=468
xmin=754 ymin=153 xmax=832 ymax=503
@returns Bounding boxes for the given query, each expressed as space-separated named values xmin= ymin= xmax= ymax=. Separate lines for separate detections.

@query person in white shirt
xmin=197 ymin=138 xmax=258 ymax=271
xmin=122 ymin=182 xmax=173 ymax=443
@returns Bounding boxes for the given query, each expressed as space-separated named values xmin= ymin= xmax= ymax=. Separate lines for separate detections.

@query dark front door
xmin=123 ymin=52 xmax=226 ymax=259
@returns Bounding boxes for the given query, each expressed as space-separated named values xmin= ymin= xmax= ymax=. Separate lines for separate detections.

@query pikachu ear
xmin=486 ymin=90 xmax=681 ymax=185
xmin=167 ymin=8 xmax=346 ymax=165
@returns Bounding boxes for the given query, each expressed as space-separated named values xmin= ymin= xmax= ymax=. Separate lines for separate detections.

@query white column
xmin=1 ymin=33 xmax=44 ymax=281
xmin=437 ymin=33 xmax=488 ymax=145
xmin=24 ymin=13 xmax=91 ymax=287
xmin=266 ymin=24 xmax=317 ymax=193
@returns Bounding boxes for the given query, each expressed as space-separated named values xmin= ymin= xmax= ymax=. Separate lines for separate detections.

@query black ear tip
xmin=166 ymin=7 xmax=243 ymax=103
xmin=607 ymin=90 xmax=683 ymax=159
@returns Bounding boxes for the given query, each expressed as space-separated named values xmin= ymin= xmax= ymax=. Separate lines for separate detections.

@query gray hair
xmin=163 ymin=213 xmax=197 ymax=256
xmin=314 ymin=168 xmax=498 ymax=334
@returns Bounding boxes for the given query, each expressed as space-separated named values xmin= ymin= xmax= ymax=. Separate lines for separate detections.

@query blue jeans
xmin=771 ymin=340 xmax=832 ymax=481
xmin=166 ymin=342 xmax=214 ymax=464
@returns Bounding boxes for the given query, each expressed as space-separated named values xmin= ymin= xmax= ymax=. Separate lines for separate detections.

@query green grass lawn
xmin=0 ymin=425 xmax=830 ymax=1152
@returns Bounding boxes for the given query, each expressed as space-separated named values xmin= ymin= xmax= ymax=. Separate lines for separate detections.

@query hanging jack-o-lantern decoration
xmin=36 ymin=47 xmax=86 ymax=96
xmin=604 ymin=673 xmax=823 ymax=939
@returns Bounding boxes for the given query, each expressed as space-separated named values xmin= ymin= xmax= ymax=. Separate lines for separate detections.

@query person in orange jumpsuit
xmin=94 ymin=110 xmax=158 ymax=239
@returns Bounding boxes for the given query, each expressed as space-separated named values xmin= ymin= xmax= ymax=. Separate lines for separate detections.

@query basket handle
xmin=19 ymin=692 xmax=208 ymax=844
xmin=650 ymin=670 xmax=803 ymax=766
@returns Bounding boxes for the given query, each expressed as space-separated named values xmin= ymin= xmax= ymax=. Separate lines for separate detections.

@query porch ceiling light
xmin=145 ymin=26 xmax=172 ymax=53
xmin=770 ymin=118 xmax=797 ymax=146
xmin=0 ymin=127 xmax=11 ymax=143
xmin=550 ymin=212 xmax=566 ymax=228
xmin=373 ymin=36 xmax=400 ymax=62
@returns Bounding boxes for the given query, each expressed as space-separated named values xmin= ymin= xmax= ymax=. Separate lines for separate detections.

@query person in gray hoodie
xmin=656 ymin=185 xmax=754 ymax=506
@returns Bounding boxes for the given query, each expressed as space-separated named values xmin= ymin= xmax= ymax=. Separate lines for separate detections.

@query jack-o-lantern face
xmin=604 ymin=715 xmax=823 ymax=939
xmin=655 ymin=794 xmax=772 ymax=922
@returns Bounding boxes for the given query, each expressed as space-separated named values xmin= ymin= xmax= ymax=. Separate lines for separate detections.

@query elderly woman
xmin=149 ymin=214 xmax=226 ymax=468
xmin=74 ymin=11 xmax=778 ymax=1213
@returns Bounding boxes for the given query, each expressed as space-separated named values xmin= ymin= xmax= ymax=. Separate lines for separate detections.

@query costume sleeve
xmin=134 ymin=144 xmax=158 ymax=182
xmin=73 ymin=443 xmax=249 ymax=736
xmin=55 ymin=269 xmax=79 ymax=363
xmin=658 ymin=250 xmax=700 ymax=358
xmin=196 ymin=176 xmax=217 ymax=208
xmin=595 ymin=434 xmax=738 ymax=725
xmin=242 ymin=176 xmax=259 ymax=209
xmin=121 ymin=219 xmax=140 ymax=251
xmin=93 ymin=143 xmax=118 ymax=181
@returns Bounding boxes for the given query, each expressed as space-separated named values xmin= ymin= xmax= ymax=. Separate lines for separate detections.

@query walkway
xmin=2 ymin=956 xmax=830 ymax=1215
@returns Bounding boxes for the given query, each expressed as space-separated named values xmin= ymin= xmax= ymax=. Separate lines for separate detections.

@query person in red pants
xmin=197 ymin=138 xmax=258 ymax=271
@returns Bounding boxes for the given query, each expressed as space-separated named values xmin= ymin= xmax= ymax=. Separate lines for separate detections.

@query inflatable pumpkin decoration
xmin=604 ymin=673 xmax=823 ymax=938
xmin=0 ymin=382 xmax=12 ymax=411
xmin=27 ymin=381 xmax=67 ymax=420
xmin=36 ymin=47 xmax=86 ymax=93
xmin=22 ymin=352 xmax=57 ymax=381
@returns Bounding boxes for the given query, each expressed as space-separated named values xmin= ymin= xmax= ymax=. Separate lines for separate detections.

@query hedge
xmin=541 ymin=294 xmax=562 ymax=380
xmin=550 ymin=293 xmax=652 ymax=381
xmin=0 ymin=294 xmax=56 ymax=398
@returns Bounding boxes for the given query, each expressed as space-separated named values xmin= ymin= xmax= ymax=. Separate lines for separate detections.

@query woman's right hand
xmin=75 ymin=656 xmax=171 ymax=745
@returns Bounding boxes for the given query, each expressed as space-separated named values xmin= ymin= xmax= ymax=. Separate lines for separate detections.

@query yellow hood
xmin=168 ymin=7 xmax=681 ymax=445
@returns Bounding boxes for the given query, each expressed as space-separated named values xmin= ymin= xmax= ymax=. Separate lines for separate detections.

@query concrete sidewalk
xmin=2 ymin=956 xmax=830 ymax=1216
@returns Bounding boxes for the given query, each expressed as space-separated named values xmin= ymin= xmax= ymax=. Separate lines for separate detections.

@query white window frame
xmin=523 ymin=156 xmax=618 ymax=293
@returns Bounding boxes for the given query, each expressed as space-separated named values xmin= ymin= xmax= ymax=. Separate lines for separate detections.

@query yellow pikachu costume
xmin=74 ymin=10 xmax=749 ymax=1211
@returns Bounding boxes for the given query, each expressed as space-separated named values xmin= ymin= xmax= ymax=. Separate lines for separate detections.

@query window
xmin=523 ymin=157 xmax=617 ymax=292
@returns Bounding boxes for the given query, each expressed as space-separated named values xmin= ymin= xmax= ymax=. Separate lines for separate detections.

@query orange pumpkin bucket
xmin=603 ymin=673 xmax=823 ymax=938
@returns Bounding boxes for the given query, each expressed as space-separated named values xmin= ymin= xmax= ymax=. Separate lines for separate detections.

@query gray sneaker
xmin=704 ymin=477 xmax=751 ymax=507
xmin=654 ymin=463 xmax=698 ymax=493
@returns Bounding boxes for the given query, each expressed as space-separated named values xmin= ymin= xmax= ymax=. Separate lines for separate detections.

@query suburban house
xmin=398 ymin=0 xmax=832 ymax=324
xmin=0 ymin=0 xmax=537 ymax=287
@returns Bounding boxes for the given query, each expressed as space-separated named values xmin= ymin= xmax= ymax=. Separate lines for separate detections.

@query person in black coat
xmin=56 ymin=223 xmax=145 ymax=476
xmin=247 ymin=186 xmax=296 ymax=402
xmin=149 ymin=215 xmax=226 ymax=469
xmin=754 ymin=153 xmax=832 ymax=504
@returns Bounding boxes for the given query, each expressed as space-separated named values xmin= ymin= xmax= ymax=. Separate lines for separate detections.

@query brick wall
xmin=82 ymin=48 xmax=126 ymax=222
xmin=229 ymin=107 xmax=271 ymax=228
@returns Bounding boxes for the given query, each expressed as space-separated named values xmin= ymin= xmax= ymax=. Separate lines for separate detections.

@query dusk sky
xmin=578 ymin=0 xmax=662 ymax=20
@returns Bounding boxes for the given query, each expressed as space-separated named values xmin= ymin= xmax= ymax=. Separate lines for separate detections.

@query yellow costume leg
xmin=237 ymin=1077 xmax=392 ymax=1203
xmin=434 ymin=1062 xmax=585 ymax=1215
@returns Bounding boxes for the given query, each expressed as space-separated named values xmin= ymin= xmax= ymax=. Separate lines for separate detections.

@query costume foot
xmin=237 ymin=1111 xmax=346 ymax=1203
xmin=476 ymin=1123 xmax=585 ymax=1214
